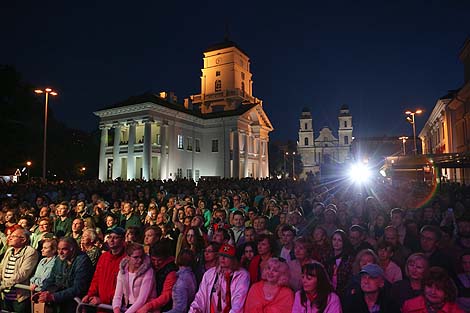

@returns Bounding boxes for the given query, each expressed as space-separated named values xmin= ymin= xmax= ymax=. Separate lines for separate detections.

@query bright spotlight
xmin=348 ymin=163 xmax=372 ymax=184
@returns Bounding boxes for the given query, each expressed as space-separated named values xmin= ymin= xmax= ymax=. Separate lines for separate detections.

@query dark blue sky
xmin=2 ymin=1 xmax=470 ymax=141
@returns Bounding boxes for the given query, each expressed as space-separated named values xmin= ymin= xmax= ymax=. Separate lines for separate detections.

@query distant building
xmin=94 ymin=40 xmax=273 ymax=181
xmin=419 ymin=38 xmax=470 ymax=184
xmin=297 ymin=105 xmax=353 ymax=177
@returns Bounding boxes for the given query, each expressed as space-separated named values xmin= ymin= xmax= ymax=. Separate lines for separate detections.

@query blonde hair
xmin=261 ymin=258 xmax=290 ymax=286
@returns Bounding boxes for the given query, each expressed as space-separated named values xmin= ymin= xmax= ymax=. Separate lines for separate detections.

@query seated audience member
xmin=143 ymin=226 xmax=162 ymax=254
xmin=245 ymin=257 xmax=294 ymax=312
xmin=343 ymin=264 xmax=399 ymax=313
xmin=249 ymin=233 xmax=277 ymax=284
xmin=137 ymin=239 xmax=178 ymax=313
xmin=82 ymin=227 xmax=127 ymax=310
xmin=456 ymin=252 xmax=470 ymax=312
xmin=80 ymin=228 xmax=101 ymax=267
xmin=326 ymin=229 xmax=354 ymax=297
xmin=292 ymin=262 xmax=342 ymax=313
xmin=0 ymin=228 xmax=39 ymax=313
xmin=194 ymin=241 xmax=221 ymax=285
xmin=163 ymin=249 xmax=197 ymax=313
xmin=189 ymin=243 xmax=250 ymax=313
xmin=390 ymin=253 xmax=429 ymax=309
xmin=402 ymin=267 xmax=463 ymax=313
xmin=37 ymin=236 xmax=93 ymax=312
xmin=288 ymin=236 xmax=316 ymax=291
xmin=112 ymin=242 xmax=156 ymax=313
xmin=377 ymin=240 xmax=402 ymax=283
xmin=240 ymin=241 xmax=258 ymax=270
xmin=31 ymin=217 xmax=53 ymax=249
xmin=420 ymin=225 xmax=455 ymax=277
xmin=279 ymin=224 xmax=296 ymax=262
xmin=125 ymin=226 xmax=143 ymax=243
xmin=30 ymin=238 xmax=58 ymax=291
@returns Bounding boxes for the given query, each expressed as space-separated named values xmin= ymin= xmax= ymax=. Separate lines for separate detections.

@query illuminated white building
xmin=94 ymin=40 xmax=273 ymax=181
xmin=297 ymin=106 xmax=353 ymax=177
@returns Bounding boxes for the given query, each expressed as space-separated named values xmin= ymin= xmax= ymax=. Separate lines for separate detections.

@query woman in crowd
xmin=402 ymin=266 xmax=463 ymax=313
xmin=31 ymin=217 xmax=53 ymax=250
xmin=164 ymin=249 xmax=197 ymax=313
xmin=291 ymin=262 xmax=342 ymax=313
xmin=390 ymin=253 xmax=429 ymax=309
xmin=249 ymin=234 xmax=277 ymax=284
xmin=125 ymin=226 xmax=142 ymax=243
xmin=241 ymin=241 xmax=258 ymax=270
xmin=245 ymin=257 xmax=294 ymax=312
xmin=143 ymin=226 xmax=162 ymax=254
xmin=112 ymin=242 xmax=156 ymax=313
xmin=311 ymin=226 xmax=332 ymax=264
xmin=194 ymin=241 xmax=221 ymax=284
xmin=30 ymin=238 xmax=58 ymax=291
xmin=288 ymin=236 xmax=316 ymax=291
xmin=326 ymin=229 xmax=354 ymax=297
xmin=80 ymin=228 xmax=101 ymax=267
xmin=177 ymin=226 xmax=205 ymax=261
xmin=351 ymin=248 xmax=378 ymax=275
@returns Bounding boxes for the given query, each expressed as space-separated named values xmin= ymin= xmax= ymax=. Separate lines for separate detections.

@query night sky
xmin=3 ymin=1 xmax=470 ymax=142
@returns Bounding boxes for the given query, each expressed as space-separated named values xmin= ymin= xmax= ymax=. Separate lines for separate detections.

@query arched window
xmin=215 ymin=80 xmax=222 ymax=92
xmin=304 ymin=137 xmax=309 ymax=146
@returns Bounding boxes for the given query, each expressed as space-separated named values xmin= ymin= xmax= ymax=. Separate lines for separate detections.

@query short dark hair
xmin=150 ymin=238 xmax=174 ymax=258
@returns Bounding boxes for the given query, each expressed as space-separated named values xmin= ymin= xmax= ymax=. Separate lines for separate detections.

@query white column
xmin=112 ymin=126 xmax=122 ymax=180
xmin=127 ymin=122 xmax=136 ymax=180
xmin=98 ymin=126 xmax=108 ymax=181
xmin=232 ymin=130 xmax=240 ymax=178
xmin=142 ymin=121 xmax=152 ymax=180
xmin=224 ymin=128 xmax=231 ymax=177
xmin=244 ymin=133 xmax=249 ymax=177
xmin=159 ymin=122 xmax=168 ymax=180
xmin=258 ymin=138 xmax=263 ymax=178
xmin=167 ymin=122 xmax=174 ymax=178
xmin=264 ymin=139 xmax=269 ymax=178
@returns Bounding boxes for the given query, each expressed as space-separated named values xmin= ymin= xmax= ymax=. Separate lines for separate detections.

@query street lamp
xmin=405 ymin=109 xmax=422 ymax=156
xmin=398 ymin=136 xmax=408 ymax=155
xmin=292 ymin=152 xmax=296 ymax=179
xmin=26 ymin=161 xmax=32 ymax=181
xmin=35 ymin=88 xmax=58 ymax=179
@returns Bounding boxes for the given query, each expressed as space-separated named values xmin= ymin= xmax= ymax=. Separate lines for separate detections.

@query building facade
xmin=94 ymin=40 xmax=273 ymax=181
xmin=297 ymin=105 xmax=353 ymax=177
xmin=419 ymin=38 xmax=470 ymax=183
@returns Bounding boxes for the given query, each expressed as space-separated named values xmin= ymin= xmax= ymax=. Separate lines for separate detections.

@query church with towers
xmin=94 ymin=39 xmax=273 ymax=181
xmin=297 ymin=105 xmax=353 ymax=177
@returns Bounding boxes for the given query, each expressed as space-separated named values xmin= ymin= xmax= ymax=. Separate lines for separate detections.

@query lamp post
xmin=26 ymin=161 xmax=32 ymax=181
xmin=35 ymin=88 xmax=58 ymax=179
xmin=405 ymin=109 xmax=422 ymax=156
xmin=292 ymin=152 xmax=296 ymax=179
xmin=284 ymin=152 xmax=289 ymax=177
xmin=398 ymin=136 xmax=408 ymax=155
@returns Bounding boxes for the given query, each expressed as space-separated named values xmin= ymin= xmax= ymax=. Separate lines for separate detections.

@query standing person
xmin=37 ymin=237 xmax=94 ymax=312
xmin=189 ymin=243 xmax=250 ymax=313
xmin=0 ymin=228 xmax=39 ymax=313
xmin=112 ymin=242 xmax=156 ymax=313
xmin=291 ymin=262 xmax=342 ymax=313
xmin=245 ymin=257 xmax=294 ymax=313
xmin=402 ymin=267 xmax=463 ymax=313
xmin=326 ymin=229 xmax=354 ymax=297
xmin=82 ymin=227 xmax=127 ymax=311
xmin=163 ymin=249 xmax=198 ymax=313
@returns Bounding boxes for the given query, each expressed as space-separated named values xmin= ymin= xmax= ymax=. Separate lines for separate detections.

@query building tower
xmin=298 ymin=107 xmax=314 ymax=147
xmin=191 ymin=40 xmax=258 ymax=114
xmin=338 ymin=105 xmax=353 ymax=163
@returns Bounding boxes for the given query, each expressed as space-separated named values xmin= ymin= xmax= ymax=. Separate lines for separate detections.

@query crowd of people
xmin=0 ymin=177 xmax=470 ymax=312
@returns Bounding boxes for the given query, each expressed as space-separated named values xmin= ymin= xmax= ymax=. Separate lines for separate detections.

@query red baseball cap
xmin=218 ymin=243 xmax=237 ymax=259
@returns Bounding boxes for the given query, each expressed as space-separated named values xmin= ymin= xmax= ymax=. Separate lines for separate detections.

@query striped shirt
xmin=3 ymin=247 xmax=24 ymax=301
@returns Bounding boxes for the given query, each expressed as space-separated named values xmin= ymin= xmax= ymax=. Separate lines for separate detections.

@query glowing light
xmin=34 ymin=89 xmax=44 ymax=94
xmin=348 ymin=162 xmax=372 ymax=184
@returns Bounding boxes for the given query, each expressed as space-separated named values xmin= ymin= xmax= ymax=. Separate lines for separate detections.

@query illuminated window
xmin=215 ymin=80 xmax=222 ymax=92
xmin=177 ymin=135 xmax=184 ymax=149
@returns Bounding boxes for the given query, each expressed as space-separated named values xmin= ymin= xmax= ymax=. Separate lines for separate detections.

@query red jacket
xmin=87 ymin=250 xmax=126 ymax=305
xmin=402 ymin=295 xmax=464 ymax=313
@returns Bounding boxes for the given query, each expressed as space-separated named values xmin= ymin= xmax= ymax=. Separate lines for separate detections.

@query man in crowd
xmin=231 ymin=210 xmax=245 ymax=246
xmin=0 ymin=228 xmax=39 ymax=312
xmin=349 ymin=224 xmax=373 ymax=255
xmin=383 ymin=225 xmax=411 ymax=270
xmin=119 ymin=201 xmax=143 ymax=229
xmin=82 ymin=227 xmax=126 ymax=310
xmin=419 ymin=225 xmax=454 ymax=276
xmin=38 ymin=237 xmax=93 ymax=312
xmin=280 ymin=224 xmax=296 ymax=262
xmin=53 ymin=201 xmax=72 ymax=237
